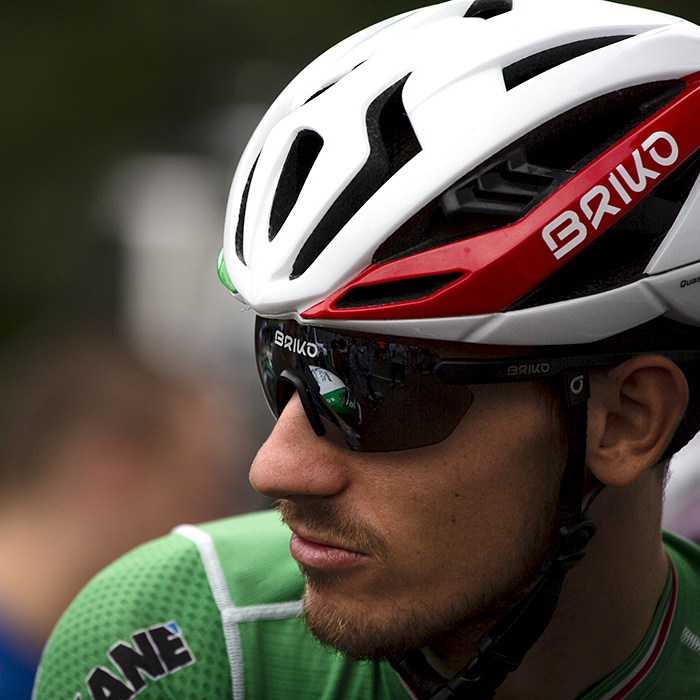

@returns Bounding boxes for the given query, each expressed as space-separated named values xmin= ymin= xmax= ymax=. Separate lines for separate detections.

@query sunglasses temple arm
xmin=279 ymin=370 xmax=326 ymax=437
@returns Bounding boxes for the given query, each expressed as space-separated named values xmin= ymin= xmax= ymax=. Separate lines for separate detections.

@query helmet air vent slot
xmin=304 ymin=83 xmax=337 ymax=105
xmin=290 ymin=74 xmax=422 ymax=279
xmin=269 ymin=130 xmax=324 ymax=242
xmin=335 ymin=273 xmax=462 ymax=309
xmin=464 ymin=0 xmax=512 ymax=20
xmin=235 ymin=155 xmax=259 ymax=264
xmin=304 ymin=65 xmax=365 ymax=105
xmin=442 ymin=149 xmax=568 ymax=218
xmin=503 ymin=36 xmax=633 ymax=91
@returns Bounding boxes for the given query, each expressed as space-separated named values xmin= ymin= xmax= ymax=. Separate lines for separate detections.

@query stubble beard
xmin=278 ymin=498 xmax=556 ymax=663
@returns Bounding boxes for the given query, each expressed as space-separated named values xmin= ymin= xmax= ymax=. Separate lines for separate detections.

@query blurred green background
xmin=1 ymin=0 xmax=699 ymax=345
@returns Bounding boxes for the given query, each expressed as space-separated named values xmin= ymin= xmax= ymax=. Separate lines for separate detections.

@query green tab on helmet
xmin=217 ymin=249 xmax=237 ymax=293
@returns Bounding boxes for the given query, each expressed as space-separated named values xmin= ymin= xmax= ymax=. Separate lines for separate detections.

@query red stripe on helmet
xmin=303 ymin=72 xmax=700 ymax=321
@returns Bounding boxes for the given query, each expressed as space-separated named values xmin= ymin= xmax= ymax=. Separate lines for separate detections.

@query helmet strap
xmin=391 ymin=369 xmax=605 ymax=699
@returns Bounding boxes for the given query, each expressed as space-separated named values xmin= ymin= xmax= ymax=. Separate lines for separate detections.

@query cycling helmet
xmin=221 ymin=0 xmax=700 ymax=347
xmin=219 ymin=0 xmax=700 ymax=697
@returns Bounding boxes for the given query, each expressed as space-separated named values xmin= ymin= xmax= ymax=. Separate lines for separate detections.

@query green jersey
xmin=33 ymin=510 xmax=700 ymax=699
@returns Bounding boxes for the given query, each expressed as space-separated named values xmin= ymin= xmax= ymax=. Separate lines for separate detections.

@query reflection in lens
xmin=309 ymin=366 xmax=362 ymax=425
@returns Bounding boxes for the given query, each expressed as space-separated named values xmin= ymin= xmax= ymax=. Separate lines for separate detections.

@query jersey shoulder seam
xmin=173 ymin=524 xmax=303 ymax=700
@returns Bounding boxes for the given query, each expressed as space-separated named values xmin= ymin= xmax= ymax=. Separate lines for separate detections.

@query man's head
xmin=219 ymin=0 xmax=700 ymax=691
xmin=247 ymin=321 xmax=689 ymax=662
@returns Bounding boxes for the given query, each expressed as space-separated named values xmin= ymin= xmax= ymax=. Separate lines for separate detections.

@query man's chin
xmin=301 ymin=581 xmax=452 ymax=662
xmin=299 ymin=564 xmax=541 ymax=664
xmin=303 ymin=586 xmax=403 ymax=661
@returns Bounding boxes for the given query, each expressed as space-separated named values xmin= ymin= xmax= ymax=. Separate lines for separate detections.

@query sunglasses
xmin=255 ymin=316 xmax=699 ymax=452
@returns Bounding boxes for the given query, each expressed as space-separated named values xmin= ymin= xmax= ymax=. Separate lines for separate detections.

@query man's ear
xmin=585 ymin=355 xmax=689 ymax=488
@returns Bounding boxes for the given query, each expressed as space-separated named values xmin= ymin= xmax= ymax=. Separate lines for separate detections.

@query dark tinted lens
xmin=255 ymin=317 xmax=475 ymax=451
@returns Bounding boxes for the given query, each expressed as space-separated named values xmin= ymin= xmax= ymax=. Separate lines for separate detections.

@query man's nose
xmin=250 ymin=393 xmax=350 ymax=501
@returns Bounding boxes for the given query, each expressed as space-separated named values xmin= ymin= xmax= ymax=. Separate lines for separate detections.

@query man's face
xmin=250 ymin=366 xmax=565 ymax=661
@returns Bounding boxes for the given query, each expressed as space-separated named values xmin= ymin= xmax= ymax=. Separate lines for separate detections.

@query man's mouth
xmin=288 ymin=526 xmax=371 ymax=569
xmin=277 ymin=499 xmax=389 ymax=565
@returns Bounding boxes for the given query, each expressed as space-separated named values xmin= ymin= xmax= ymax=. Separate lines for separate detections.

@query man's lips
xmin=288 ymin=528 xmax=370 ymax=569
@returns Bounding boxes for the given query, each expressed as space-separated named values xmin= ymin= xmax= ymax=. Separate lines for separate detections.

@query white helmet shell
xmin=223 ymin=0 xmax=700 ymax=345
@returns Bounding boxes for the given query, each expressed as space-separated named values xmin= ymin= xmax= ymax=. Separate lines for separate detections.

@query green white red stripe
xmin=597 ymin=559 xmax=677 ymax=700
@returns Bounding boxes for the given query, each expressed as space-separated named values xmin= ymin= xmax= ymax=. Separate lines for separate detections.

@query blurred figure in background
xmin=664 ymin=434 xmax=700 ymax=544
xmin=0 ymin=324 xmax=256 ymax=699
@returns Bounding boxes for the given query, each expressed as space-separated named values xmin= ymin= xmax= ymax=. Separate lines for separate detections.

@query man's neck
xmin=422 ymin=475 xmax=668 ymax=700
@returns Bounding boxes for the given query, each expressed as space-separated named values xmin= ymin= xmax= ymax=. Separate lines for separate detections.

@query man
xmin=33 ymin=0 xmax=700 ymax=698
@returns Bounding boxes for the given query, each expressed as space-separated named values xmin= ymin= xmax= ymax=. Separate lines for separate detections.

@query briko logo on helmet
xmin=542 ymin=131 xmax=679 ymax=260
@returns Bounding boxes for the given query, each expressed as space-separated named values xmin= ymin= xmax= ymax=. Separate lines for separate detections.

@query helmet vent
xmin=503 ymin=36 xmax=633 ymax=91
xmin=441 ymin=148 xmax=568 ymax=218
xmin=335 ymin=273 xmax=462 ymax=309
xmin=373 ymin=80 xmax=686 ymax=266
xmin=464 ymin=0 xmax=512 ymax=20
xmin=291 ymin=74 xmax=421 ymax=279
xmin=235 ymin=155 xmax=259 ymax=265
xmin=269 ymin=130 xmax=324 ymax=242
xmin=304 ymin=83 xmax=336 ymax=105
xmin=304 ymin=64 xmax=365 ymax=105
xmin=509 ymin=147 xmax=700 ymax=311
